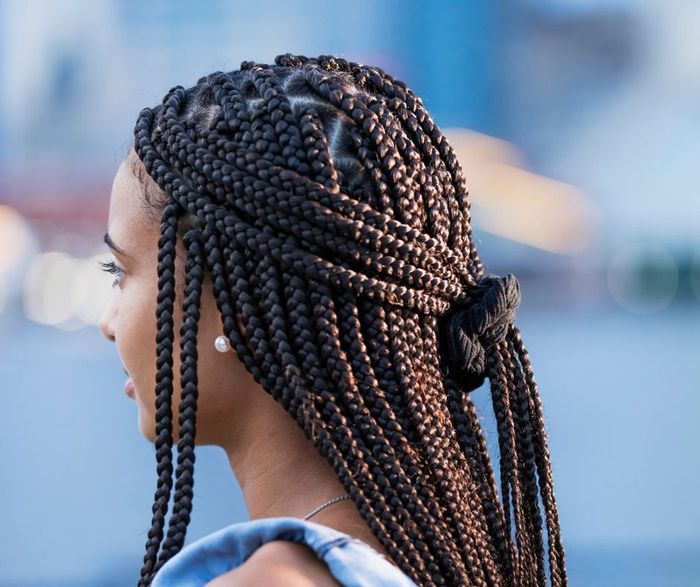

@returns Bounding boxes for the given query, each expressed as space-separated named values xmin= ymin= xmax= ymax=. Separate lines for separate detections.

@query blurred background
xmin=1 ymin=0 xmax=698 ymax=585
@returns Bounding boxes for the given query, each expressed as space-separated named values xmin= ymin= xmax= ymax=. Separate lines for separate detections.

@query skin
xmin=98 ymin=148 xmax=397 ymax=585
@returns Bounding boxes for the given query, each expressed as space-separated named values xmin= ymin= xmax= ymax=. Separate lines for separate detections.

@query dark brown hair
xmin=129 ymin=53 xmax=567 ymax=587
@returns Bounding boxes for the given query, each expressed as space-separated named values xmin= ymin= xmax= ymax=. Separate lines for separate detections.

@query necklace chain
xmin=302 ymin=493 xmax=352 ymax=520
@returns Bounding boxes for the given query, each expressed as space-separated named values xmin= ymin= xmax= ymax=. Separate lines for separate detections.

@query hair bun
xmin=441 ymin=273 xmax=521 ymax=392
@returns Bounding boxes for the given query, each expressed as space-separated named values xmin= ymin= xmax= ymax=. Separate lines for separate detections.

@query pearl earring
xmin=214 ymin=335 xmax=231 ymax=353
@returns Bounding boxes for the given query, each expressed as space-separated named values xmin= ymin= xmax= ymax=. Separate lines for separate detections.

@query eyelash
xmin=98 ymin=260 xmax=125 ymax=288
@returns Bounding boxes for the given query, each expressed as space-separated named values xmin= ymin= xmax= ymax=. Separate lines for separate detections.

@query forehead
xmin=107 ymin=152 xmax=157 ymax=250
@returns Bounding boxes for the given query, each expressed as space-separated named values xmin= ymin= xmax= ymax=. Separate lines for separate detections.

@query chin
xmin=137 ymin=409 xmax=158 ymax=444
xmin=141 ymin=423 xmax=158 ymax=445
xmin=134 ymin=397 xmax=193 ymax=445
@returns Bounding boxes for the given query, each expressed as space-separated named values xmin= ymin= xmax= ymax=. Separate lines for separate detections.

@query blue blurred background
xmin=1 ymin=1 xmax=698 ymax=585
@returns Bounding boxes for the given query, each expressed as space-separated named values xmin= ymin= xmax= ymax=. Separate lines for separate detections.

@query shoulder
xmin=204 ymin=539 xmax=342 ymax=587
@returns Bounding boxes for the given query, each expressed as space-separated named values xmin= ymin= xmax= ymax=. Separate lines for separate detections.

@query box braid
xmin=128 ymin=53 xmax=567 ymax=586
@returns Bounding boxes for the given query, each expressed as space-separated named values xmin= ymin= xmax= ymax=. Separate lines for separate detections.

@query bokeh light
xmin=607 ymin=242 xmax=679 ymax=313
xmin=0 ymin=204 xmax=38 ymax=315
xmin=22 ymin=250 xmax=112 ymax=329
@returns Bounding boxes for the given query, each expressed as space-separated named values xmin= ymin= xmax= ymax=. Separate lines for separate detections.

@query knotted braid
xmin=129 ymin=53 xmax=567 ymax=586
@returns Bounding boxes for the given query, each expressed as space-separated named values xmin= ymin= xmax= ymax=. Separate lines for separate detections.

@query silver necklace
xmin=303 ymin=493 xmax=352 ymax=521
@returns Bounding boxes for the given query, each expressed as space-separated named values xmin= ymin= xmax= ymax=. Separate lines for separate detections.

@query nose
xmin=99 ymin=297 xmax=116 ymax=342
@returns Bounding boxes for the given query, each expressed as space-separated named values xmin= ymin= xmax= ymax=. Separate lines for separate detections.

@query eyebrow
xmin=103 ymin=232 xmax=131 ymax=258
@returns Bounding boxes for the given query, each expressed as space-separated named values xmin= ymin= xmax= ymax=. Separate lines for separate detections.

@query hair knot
xmin=441 ymin=273 xmax=521 ymax=391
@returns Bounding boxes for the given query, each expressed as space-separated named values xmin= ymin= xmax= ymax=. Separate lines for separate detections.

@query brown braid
xmin=128 ymin=53 xmax=568 ymax=586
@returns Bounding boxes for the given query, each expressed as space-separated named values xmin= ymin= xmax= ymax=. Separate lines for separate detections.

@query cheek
xmin=115 ymin=268 xmax=247 ymax=445
xmin=117 ymin=271 xmax=195 ymax=441
xmin=115 ymin=282 xmax=159 ymax=403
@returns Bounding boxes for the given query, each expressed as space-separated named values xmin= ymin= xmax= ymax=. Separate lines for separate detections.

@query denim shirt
xmin=150 ymin=516 xmax=418 ymax=586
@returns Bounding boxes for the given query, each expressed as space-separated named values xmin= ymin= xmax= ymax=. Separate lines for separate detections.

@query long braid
xmin=135 ymin=199 xmax=179 ymax=587
xmin=153 ymin=229 xmax=204 ymax=570
xmin=501 ymin=332 xmax=547 ymax=584
xmin=129 ymin=54 xmax=567 ymax=586
xmin=512 ymin=325 xmax=567 ymax=585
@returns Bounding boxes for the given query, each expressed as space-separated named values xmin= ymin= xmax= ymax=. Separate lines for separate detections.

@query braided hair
xmin=128 ymin=53 xmax=567 ymax=587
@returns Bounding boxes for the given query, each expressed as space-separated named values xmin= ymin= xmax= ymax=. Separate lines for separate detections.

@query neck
xmin=221 ymin=389 xmax=349 ymax=521
xmin=217 ymin=388 xmax=400 ymax=568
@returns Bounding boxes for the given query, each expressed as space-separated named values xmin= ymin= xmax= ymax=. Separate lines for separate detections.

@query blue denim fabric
xmin=150 ymin=516 xmax=418 ymax=586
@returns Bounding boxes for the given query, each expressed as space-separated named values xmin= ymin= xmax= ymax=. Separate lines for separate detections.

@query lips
xmin=125 ymin=377 xmax=135 ymax=398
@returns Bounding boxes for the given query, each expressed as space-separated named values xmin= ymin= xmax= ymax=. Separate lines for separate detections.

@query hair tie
xmin=440 ymin=273 xmax=521 ymax=392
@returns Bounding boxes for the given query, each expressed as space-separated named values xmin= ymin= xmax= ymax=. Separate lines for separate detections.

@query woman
xmin=98 ymin=53 xmax=567 ymax=586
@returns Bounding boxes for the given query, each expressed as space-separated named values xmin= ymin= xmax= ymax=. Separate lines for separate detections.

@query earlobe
xmin=215 ymin=335 xmax=232 ymax=353
xmin=213 ymin=313 xmax=246 ymax=353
